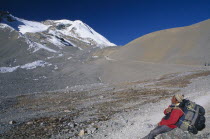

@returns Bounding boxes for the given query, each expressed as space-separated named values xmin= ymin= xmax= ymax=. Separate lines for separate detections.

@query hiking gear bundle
xmin=175 ymin=99 xmax=206 ymax=134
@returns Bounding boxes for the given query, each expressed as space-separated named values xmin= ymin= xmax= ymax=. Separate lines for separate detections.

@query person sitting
xmin=143 ymin=94 xmax=184 ymax=139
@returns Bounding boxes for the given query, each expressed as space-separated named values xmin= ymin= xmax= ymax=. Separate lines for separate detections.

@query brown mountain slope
xmin=94 ymin=19 xmax=210 ymax=83
xmin=110 ymin=19 xmax=210 ymax=66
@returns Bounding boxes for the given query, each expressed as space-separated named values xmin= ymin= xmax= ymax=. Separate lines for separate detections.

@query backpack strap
xmin=173 ymin=106 xmax=185 ymax=114
xmin=191 ymin=105 xmax=200 ymax=125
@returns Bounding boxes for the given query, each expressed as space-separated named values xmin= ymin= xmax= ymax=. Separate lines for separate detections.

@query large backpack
xmin=175 ymin=99 xmax=206 ymax=134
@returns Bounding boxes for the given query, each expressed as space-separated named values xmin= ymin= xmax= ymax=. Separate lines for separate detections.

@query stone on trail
xmin=78 ymin=129 xmax=85 ymax=136
xmin=9 ymin=120 xmax=16 ymax=125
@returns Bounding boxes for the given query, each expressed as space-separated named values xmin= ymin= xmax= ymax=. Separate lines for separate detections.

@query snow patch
xmin=67 ymin=57 xmax=72 ymax=60
xmin=47 ymin=56 xmax=54 ymax=60
xmin=78 ymin=47 xmax=83 ymax=50
xmin=17 ymin=18 xmax=50 ymax=34
xmin=0 ymin=60 xmax=52 ymax=73
xmin=0 ymin=66 xmax=19 ymax=73
xmin=20 ymin=60 xmax=51 ymax=70
xmin=0 ymin=23 xmax=14 ymax=31
xmin=105 ymin=56 xmax=117 ymax=61
xmin=47 ymin=31 xmax=78 ymax=49
xmin=92 ymin=56 xmax=99 ymax=58
xmin=24 ymin=37 xmax=57 ymax=53
xmin=33 ymin=42 xmax=57 ymax=53
xmin=54 ymin=65 xmax=58 ymax=70
xmin=40 ymin=76 xmax=47 ymax=79
xmin=1 ymin=14 xmax=50 ymax=34
xmin=57 ymin=54 xmax=63 ymax=57
xmin=48 ymin=36 xmax=65 ymax=48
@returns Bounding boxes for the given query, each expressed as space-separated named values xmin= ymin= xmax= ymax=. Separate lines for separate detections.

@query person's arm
xmin=159 ymin=109 xmax=183 ymax=125
xmin=164 ymin=109 xmax=167 ymax=115
xmin=164 ymin=106 xmax=172 ymax=115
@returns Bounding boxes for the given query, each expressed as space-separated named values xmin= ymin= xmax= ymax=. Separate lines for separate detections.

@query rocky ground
xmin=0 ymin=70 xmax=210 ymax=139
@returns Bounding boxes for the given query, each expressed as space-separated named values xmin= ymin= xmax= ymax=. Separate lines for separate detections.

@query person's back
xmin=143 ymin=94 xmax=184 ymax=139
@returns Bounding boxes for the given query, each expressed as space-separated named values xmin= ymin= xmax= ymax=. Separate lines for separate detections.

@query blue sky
xmin=1 ymin=0 xmax=210 ymax=45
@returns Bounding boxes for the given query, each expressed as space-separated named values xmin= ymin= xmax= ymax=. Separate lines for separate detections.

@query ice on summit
xmin=53 ymin=19 xmax=116 ymax=47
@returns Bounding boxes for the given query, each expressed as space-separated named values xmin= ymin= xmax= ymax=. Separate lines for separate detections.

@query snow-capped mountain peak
xmin=0 ymin=11 xmax=116 ymax=48
xmin=48 ymin=19 xmax=116 ymax=47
